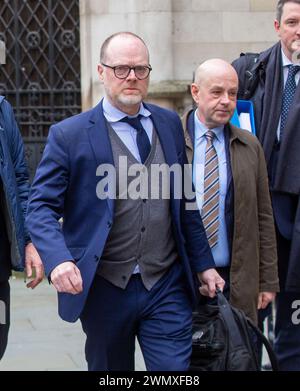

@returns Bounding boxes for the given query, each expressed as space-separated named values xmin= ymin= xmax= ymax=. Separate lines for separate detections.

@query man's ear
xmin=191 ymin=83 xmax=200 ymax=104
xmin=274 ymin=19 xmax=280 ymax=35
xmin=97 ymin=63 xmax=104 ymax=82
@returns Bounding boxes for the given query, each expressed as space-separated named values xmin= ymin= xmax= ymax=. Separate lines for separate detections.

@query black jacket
xmin=233 ymin=43 xmax=300 ymax=291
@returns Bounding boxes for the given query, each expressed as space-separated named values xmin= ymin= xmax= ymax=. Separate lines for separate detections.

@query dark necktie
xmin=121 ymin=115 xmax=151 ymax=164
xmin=280 ymin=65 xmax=300 ymax=140
xmin=202 ymin=130 xmax=219 ymax=248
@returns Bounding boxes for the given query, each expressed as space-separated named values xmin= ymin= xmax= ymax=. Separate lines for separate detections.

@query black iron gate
xmin=0 ymin=0 xmax=81 ymax=179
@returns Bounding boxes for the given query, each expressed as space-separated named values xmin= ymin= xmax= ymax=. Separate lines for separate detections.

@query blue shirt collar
xmin=194 ymin=110 xmax=224 ymax=143
xmin=103 ymin=97 xmax=151 ymax=122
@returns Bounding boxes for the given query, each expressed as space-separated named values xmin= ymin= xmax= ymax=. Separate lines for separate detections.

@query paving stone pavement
xmin=0 ymin=277 xmax=146 ymax=371
xmin=0 ymin=277 xmax=271 ymax=371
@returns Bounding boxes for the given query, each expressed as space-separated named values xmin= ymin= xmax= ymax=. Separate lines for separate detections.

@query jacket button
xmin=94 ymin=255 xmax=99 ymax=262
xmin=107 ymin=221 xmax=112 ymax=228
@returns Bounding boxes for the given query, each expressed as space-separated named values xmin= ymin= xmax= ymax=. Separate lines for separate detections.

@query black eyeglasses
xmin=101 ymin=63 xmax=152 ymax=80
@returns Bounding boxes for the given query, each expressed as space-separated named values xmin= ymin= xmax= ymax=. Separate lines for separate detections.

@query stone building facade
xmin=80 ymin=0 xmax=278 ymax=113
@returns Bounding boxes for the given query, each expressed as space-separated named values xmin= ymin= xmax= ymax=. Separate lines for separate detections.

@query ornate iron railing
xmin=0 ymin=0 xmax=81 ymax=179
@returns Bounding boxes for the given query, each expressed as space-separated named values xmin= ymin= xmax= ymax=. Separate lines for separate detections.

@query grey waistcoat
xmin=97 ymin=124 xmax=178 ymax=290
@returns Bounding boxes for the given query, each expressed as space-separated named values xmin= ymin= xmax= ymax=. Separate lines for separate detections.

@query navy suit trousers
xmin=80 ymin=262 xmax=193 ymax=371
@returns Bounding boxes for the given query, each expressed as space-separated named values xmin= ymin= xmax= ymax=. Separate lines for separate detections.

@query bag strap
xmin=247 ymin=317 xmax=279 ymax=371
xmin=216 ymin=289 xmax=279 ymax=371
xmin=239 ymin=52 xmax=261 ymax=100
xmin=216 ymin=289 xmax=244 ymax=348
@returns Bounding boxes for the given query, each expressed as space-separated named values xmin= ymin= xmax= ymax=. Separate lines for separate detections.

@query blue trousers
xmin=80 ymin=262 xmax=193 ymax=371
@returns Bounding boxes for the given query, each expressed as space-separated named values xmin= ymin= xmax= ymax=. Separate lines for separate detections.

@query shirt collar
xmin=103 ymin=96 xmax=151 ymax=122
xmin=194 ymin=110 xmax=224 ymax=143
xmin=281 ymin=48 xmax=294 ymax=68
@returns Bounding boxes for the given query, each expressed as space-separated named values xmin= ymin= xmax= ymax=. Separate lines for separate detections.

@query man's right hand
xmin=50 ymin=261 xmax=83 ymax=295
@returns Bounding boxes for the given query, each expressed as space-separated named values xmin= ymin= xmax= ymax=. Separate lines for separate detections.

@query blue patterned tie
xmin=280 ymin=65 xmax=300 ymax=140
xmin=121 ymin=115 xmax=151 ymax=163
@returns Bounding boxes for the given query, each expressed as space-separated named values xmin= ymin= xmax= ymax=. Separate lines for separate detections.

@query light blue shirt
xmin=277 ymin=49 xmax=300 ymax=140
xmin=192 ymin=111 xmax=230 ymax=267
xmin=102 ymin=97 xmax=153 ymax=162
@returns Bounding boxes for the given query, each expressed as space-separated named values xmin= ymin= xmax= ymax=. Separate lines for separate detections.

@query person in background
xmin=232 ymin=0 xmax=300 ymax=370
xmin=182 ymin=58 xmax=279 ymax=326
xmin=0 ymin=40 xmax=44 ymax=360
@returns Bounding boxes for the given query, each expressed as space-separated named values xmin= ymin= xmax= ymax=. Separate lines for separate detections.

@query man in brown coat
xmin=182 ymin=59 xmax=279 ymax=324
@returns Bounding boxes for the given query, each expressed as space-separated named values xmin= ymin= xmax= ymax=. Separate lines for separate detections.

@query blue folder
xmin=230 ymin=100 xmax=256 ymax=135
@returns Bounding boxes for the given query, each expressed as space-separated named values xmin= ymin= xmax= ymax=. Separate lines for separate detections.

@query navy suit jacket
xmin=26 ymin=101 xmax=215 ymax=322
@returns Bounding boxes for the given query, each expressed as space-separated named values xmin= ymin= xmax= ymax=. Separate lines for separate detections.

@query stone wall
xmin=79 ymin=0 xmax=278 ymax=112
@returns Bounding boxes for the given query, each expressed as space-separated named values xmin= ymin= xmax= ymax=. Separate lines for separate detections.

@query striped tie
xmin=202 ymin=130 xmax=219 ymax=248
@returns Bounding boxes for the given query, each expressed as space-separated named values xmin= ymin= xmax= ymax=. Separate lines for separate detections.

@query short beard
xmin=117 ymin=94 xmax=143 ymax=107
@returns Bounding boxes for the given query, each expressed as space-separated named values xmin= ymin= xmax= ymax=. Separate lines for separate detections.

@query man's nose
xmin=126 ymin=68 xmax=137 ymax=80
xmin=220 ymin=93 xmax=230 ymax=104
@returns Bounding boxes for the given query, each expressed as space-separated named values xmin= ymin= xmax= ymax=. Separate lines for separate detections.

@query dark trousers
xmin=80 ymin=262 xmax=193 ymax=371
xmin=258 ymin=228 xmax=300 ymax=370
xmin=273 ymin=229 xmax=300 ymax=371
xmin=0 ymin=280 xmax=10 ymax=360
xmin=274 ymin=291 xmax=300 ymax=371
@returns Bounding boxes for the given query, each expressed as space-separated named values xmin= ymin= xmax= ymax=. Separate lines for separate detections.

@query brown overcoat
xmin=182 ymin=110 xmax=279 ymax=324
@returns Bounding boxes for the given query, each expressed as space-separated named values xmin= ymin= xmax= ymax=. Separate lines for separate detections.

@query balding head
xmin=100 ymin=32 xmax=149 ymax=64
xmin=194 ymin=59 xmax=238 ymax=86
xmin=191 ymin=59 xmax=238 ymax=129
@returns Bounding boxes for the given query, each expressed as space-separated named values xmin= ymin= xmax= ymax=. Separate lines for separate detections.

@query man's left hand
xmin=257 ymin=292 xmax=276 ymax=309
xmin=25 ymin=242 xmax=44 ymax=289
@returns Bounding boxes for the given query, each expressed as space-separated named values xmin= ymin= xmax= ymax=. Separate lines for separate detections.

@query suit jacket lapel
xmin=147 ymin=107 xmax=181 ymax=220
xmin=149 ymin=110 xmax=178 ymax=167
xmin=86 ymin=100 xmax=114 ymax=217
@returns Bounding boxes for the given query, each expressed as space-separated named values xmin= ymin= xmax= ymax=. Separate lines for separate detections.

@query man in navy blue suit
xmin=26 ymin=32 xmax=224 ymax=371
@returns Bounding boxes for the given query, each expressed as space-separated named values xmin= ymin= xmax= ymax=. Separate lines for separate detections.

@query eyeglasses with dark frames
xmin=101 ymin=63 xmax=152 ymax=80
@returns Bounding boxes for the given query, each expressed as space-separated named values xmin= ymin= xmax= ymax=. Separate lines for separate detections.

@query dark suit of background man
xmin=0 ymin=41 xmax=44 ymax=360
xmin=233 ymin=0 xmax=300 ymax=371
xmin=26 ymin=32 xmax=225 ymax=371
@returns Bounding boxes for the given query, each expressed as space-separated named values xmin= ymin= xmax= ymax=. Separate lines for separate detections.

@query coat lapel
xmin=147 ymin=106 xmax=181 ymax=220
xmin=86 ymin=100 xmax=114 ymax=217
xmin=150 ymin=110 xmax=179 ymax=168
